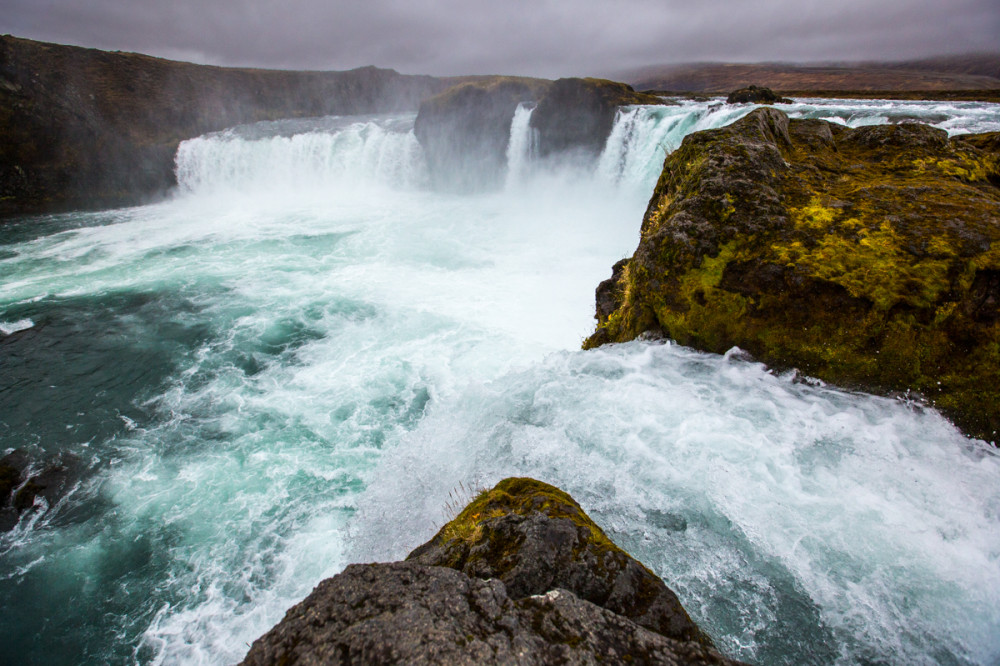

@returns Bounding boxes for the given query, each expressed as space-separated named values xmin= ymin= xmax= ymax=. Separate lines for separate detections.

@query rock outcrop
xmin=413 ymin=77 xmax=551 ymax=191
xmin=0 ymin=35 xmax=445 ymax=216
xmin=529 ymin=78 xmax=666 ymax=157
xmin=725 ymin=85 xmax=793 ymax=104
xmin=585 ymin=107 xmax=1000 ymax=443
xmin=413 ymin=77 xmax=664 ymax=191
xmin=242 ymin=478 xmax=745 ymax=665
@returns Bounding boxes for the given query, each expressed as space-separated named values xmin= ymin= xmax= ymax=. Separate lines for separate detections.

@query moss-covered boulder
xmin=585 ymin=108 xmax=1000 ymax=442
xmin=530 ymin=78 xmax=667 ymax=157
xmin=413 ymin=76 xmax=666 ymax=191
xmin=407 ymin=477 xmax=711 ymax=646
xmin=243 ymin=478 xmax=744 ymax=665
xmin=413 ymin=77 xmax=551 ymax=191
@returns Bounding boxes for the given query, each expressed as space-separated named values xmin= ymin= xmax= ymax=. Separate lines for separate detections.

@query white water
xmin=1 ymin=100 xmax=999 ymax=666
xmin=505 ymin=103 xmax=538 ymax=188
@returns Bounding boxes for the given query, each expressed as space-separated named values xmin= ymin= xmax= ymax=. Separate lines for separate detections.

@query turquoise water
xmin=1 ymin=101 xmax=999 ymax=665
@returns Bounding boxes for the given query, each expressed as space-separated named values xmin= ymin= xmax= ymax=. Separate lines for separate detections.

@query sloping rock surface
xmin=0 ymin=35 xmax=444 ymax=215
xmin=586 ymin=107 xmax=1000 ymax=442
xmin=242 ymin=478 xmax=744 ymax=665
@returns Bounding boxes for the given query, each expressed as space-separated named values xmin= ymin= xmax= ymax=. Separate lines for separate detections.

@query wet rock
xmin=586 ymin=107 xmax=1000 ymax=443
xmin=242 ymin=478 xmax=745 ymax=665
xmin=726 ymin=85 xmax=793 ymax=104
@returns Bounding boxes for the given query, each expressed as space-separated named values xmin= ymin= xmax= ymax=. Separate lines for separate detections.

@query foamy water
xmin=1 ymin=99 xmax=998 ymax=665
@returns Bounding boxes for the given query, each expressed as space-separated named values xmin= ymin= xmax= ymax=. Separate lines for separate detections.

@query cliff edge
xmin=0 ymin=35 xmax=444 ymax=216
xmin=586 ymin=107 xmax=1000 ymax=442
xmin=242 ymin=478 xmax=746 ymax=665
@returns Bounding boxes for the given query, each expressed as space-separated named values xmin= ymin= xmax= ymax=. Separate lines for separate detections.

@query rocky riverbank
xmin=0 ymin=35 xmax=445 ymax=216
xmin=242 ymin=478 xmax=747 ymax=665
xmin=586 ymin=107 xmax=1000 ymax=442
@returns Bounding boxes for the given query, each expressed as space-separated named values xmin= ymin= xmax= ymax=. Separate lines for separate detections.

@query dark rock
xmin=530 ymin=78 xmax=667 ymax=158
xmin=408 ymin=477 xmax=709 ymax=645
xmin=0 ymin=35 xmax=446 ymax=217
xmin=241 ymin=562 xmax=740 ymax=666
xmin=585 ymin=107 xmax=1000 ymax=443
xmin=726 ymin=85 xmax=794 ymax=105
xmin=0 ymin=449 xmax=79 ymax=531
xmin=413 ymin=77 xmax=551 ymax=191
xmin=243 ymin=478 xmax=745 ymax=665
xmin=413 ymin=76 xmax=666 ymax=191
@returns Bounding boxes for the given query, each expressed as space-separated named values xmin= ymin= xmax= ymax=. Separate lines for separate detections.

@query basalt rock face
xmin=726 ymin=85 xmax=793 ymax=104
xmin=242 ymin=478 xmax=743 ymax=665
xmin=413 ymin=77 xmax=551 ymax=191
xmin=413 ymin=77 xmax=665 ymax=191
xmin=530 ymin=78 xmax=666 ymax=158
xmin=0 ymin=35 xmax=444 ymax=216
xmin=585 ymin=107 xmax=1000 ymax=442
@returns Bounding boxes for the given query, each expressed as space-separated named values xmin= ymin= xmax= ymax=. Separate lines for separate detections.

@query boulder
xmin=585 ymin=107 xmax=1000 ymax=443
xmin=242 ymin=478 xmax=745 ymax=665
xmin=726 ymin=85 xmax=793 ymax=104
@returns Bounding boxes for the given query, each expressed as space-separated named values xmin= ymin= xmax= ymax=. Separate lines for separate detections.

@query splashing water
xmin=1 ymin=100 xmax=999 ymax=665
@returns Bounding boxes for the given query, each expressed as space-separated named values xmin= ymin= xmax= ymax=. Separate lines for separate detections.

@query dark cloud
xmin=3 ymin=0 xmax=998 ymax=76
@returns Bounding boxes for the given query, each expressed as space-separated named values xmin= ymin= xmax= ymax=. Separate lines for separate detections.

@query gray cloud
xmin=3 ymin=0 xmax=998 ymax=76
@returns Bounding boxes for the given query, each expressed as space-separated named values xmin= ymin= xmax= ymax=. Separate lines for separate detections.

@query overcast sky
xmin=3 ymin=0 xmax=998 ymax=77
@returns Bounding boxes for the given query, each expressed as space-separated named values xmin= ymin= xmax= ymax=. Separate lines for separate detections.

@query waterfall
xmin=504 ymin=103 xmax=538 ymax=188
xmin=175 ymin=116 xmax=427 ymax=195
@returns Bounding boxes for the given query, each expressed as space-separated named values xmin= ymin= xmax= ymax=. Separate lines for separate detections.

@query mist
xmin=4 ymin=0 xmax=998 ymax=76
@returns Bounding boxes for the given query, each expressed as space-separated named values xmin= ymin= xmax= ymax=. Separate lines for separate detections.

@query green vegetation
xmin=588 ymin=108 xmax=1000 ymax=442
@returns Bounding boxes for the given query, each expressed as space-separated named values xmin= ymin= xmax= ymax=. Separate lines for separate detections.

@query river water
xmin=1 ymin=98 xmax=999 ymax=665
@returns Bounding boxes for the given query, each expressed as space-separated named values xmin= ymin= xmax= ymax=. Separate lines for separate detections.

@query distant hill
xmin=622 ymin=54 xmax=1000 ymax=93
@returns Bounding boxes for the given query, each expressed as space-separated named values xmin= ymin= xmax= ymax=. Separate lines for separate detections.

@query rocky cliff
xmin=242 ymin=478 xmax=746 ymax=665
xmin=414 ymin=77 xmax=664 ymax=191
xmin=0 ymin=35 xmax=445 ymax=216
xmin=586 ymin=107 xmax=1000 ymax=443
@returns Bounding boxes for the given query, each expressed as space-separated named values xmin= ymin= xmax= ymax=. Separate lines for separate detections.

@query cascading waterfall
xmin=175 ymin=115 xmax=427 ymax=195
xmin=2 ymin=98 xmax=1000 ymax=666
xmin=504 ymin=103 xmax=538 ymax=188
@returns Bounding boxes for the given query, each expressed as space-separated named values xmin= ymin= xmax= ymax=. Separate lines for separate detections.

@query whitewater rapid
xmin=1 ymin=98 xmax=999 ymax=666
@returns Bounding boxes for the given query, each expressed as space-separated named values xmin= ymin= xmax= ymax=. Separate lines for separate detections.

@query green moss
xmin=588 ymin=109 xmax=1000 ymax=441
xmin=437 ymin=477 xmax=622 ymax=556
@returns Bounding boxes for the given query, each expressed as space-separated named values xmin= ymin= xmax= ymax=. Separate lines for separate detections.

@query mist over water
xmin=2 ymin=99 xmax=999 ymax=665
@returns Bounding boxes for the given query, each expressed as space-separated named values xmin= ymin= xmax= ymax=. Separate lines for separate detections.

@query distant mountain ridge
xmin=622 ymin=54 xmax=1000 ymax=92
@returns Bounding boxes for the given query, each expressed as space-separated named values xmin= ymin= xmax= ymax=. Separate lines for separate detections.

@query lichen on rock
xmin=585 ymin=107 xmax=1000 ymax=443
xmin=242 ymin=478 xmax=743 ymax=665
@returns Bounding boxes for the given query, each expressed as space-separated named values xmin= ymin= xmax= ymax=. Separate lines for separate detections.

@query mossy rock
xmin=586 ymin=107 xmax=1000 ymax=443
xmin=407 ymin=477 xmax=712 ymax=646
